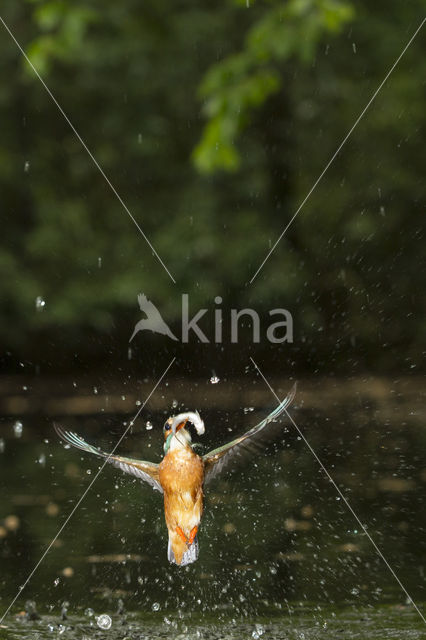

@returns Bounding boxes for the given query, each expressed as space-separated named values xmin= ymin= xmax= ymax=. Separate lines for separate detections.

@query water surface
xmin=0 ymin=377 xmax=425 ymax=637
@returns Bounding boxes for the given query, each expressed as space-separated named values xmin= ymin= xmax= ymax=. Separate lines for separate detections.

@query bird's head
xmin=163 ymin=411 xmax=205 ymax=454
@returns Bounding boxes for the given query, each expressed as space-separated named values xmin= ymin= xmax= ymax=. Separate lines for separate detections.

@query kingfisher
xmin=55 ymin=384 xmax=296 ymax=566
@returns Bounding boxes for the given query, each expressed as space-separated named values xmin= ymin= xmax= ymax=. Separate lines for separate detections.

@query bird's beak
xmin=174 ymin=419 xmax=188 ymax=434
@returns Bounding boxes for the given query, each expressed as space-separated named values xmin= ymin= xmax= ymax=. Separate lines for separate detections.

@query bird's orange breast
xmin=159 ymin=448 xmax=204 ymax=564
xmin=159 ymin=448 xmax=204 ymax=497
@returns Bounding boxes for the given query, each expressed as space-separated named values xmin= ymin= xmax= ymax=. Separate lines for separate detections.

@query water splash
xmin=96 ymin=614 xmax=112 ymax=630
xmin=13 ymin=420 xmax=23 ymax=438
xmin=35 ymin=296 xmax=46 ymax=311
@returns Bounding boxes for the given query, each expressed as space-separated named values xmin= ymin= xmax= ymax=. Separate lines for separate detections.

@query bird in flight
xmin=55 ymin=384 xmax=296 ymax=566
xmin=129 ymin=293 xmax=178 ymax=342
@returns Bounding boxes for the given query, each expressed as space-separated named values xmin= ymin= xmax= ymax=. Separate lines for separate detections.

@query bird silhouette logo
xmin=129 ymin=293 xmax=178 ymax=342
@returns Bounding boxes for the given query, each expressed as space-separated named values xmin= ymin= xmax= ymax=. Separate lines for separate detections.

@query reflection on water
xmin=1 ymin=606 xmax=424 ymax=639
xmin=0 ymin=377 xmax=425 ymax=637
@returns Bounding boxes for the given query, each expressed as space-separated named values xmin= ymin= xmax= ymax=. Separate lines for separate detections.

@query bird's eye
xmin=163 ymin=421 xmax=170 ymax=432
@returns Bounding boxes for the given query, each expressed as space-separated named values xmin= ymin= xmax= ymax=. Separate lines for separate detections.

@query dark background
xmin=0 ymin=0 xmax=424 ymax=378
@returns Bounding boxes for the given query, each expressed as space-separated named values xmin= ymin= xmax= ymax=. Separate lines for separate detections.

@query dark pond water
xmin=0 ymin=377 xmax=425 ymax=638
xmin=1 ymin=606 xmax=425 ymax=639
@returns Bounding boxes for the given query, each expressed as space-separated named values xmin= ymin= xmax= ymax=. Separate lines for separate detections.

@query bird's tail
xmin=167 ymin=535 xmax=199 ymax=567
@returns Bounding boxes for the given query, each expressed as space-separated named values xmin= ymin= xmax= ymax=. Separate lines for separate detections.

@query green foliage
xmin=0 ymin=0 xmax=424 ymax=373
xmin=26 ymin=2 xmax=98 ymax=75
xmin=193 ymin=0 xmax=354 ymax=173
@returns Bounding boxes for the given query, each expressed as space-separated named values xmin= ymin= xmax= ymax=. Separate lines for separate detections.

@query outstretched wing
xmin=203 ymin=383 xmax=297 ymax=485
xmin=54 ymin=425 xmax=163 ymax=493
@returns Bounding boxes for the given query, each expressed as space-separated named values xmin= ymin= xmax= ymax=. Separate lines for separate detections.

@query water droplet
xmin=84 ymin=608 xmax=94 ymax=617
xmin=35 ymin=296 xmax=46 ymax=311
xmin=152 ymin=602 xmax=160 ymax=612
xmin=117 ymin=599 xmax=125 ymax=616
xmin=209 ymin=375 xmax=220 ymax=384
xmin=243 ymin=407 xmax=254 ymax=414
xmin=98 ymin=256 xmax=102 ymax=268
xmin=38 ymin=453 xmax=46 ymax=466
xmin=352 ymin=42 xmax=357 ymax=53
xmin=128 ymin=347 xmax=132 ymax=360
xmin=86 ymin=469 xmax=92 ymax=475
xmin=96 ymin=614 xmax=112 ymax=630
xmin=0 ymin=438 xmax=5 ymax=453
xmin=54 ymin=578 xmax=60 ymax=587
xmin=135 ymin=400 xmax=141 ymax=406
xmin=13 ymin=421 xmax=23 ymax=438
xmin=172 ymin=399 xmax=178 ymax=409
xmin=24 ymin=160 xmax=30 ymax=172
xmin=146 ymin=421 xmax=153 ymax=430
xmin=93 ymin=387 xmax=98 ymax=395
